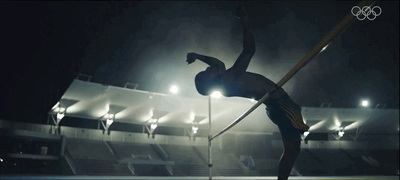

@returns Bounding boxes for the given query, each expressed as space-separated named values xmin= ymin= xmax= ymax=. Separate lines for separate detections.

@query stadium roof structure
xmin=49 ymin=79 xmax=399 ymax=135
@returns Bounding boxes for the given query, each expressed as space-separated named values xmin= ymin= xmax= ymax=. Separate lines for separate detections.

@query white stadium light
xmin=210 ymin=91 xmax=223 ymax=99
xmin=338 ymin=129 xmax=345 ymax=137
xmin=55 ymin=107 xmax=66 ymax=120
xmin=192 ymin=126 xmax=198 ymax=134
xmin=150 ymin=118 xmax=158 ymax=130
xmin=106 ymin=119 xmax=114 ymax=126
xmin=169 ymin=85 xmax=179 ymax=94
xmin=105 ymin=113 xmax=114 ymax=126
xmin=303 ymin=131 xmax=310 ymax=137
xmin=57 ymin=112 xmax=65 ymax=120
xmin=151 ymin=123 xmax=158 ymax=130
xmin=361 ymin=100 xmax=369 ymax=107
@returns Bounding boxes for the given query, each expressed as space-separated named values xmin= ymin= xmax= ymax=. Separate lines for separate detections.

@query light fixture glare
xmin=361 ymin=100 xmax=369 ymax=107
xmin=338 ymin=130 xmax=345 ymax=137
xmin=210 ymin=91 xmax=223 ymax=99
xmin=151 ymin=123 xmax=158 ymax=130
xmin=106 ymin=119 xmax=114 ymax=125
xmin=192 ymin=126 xmax=198 ymax=134
xmin=57 ymin=112 xmax=65 ymax=120
xmin=169 ymin=85 xmax=179 ymax=94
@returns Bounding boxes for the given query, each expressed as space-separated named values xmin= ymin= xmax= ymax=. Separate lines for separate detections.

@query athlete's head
xmin=194 ymin=70 xmax=216 ymax=96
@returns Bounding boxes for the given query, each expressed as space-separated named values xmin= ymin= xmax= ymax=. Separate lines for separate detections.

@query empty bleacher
xmin=110 ymin=141 xmax=171 ymax=176
xmin=161 ymin=144 xmax=204 ymax=165
xmin=342 ymin=149 xmax=399 ymax=175
xmin=293 ymin=149 xmax=325 ymax=175
xmin=65 ymin=138 xmax=134 ymax=175
xmin=65 ymin=138 xmax=114 ymax=160
xmin=368 ymin=149 xmax=399 ymax=174
xmin=309 ymin=149 xmax=354 ymax=175
xmin=172 ymin=164 xmax=208 ymax=176
xmin=1 ymin=117 xmax=398 ymax=177
xmin=194 ymin=146 xmax=245 ymax=176
xmin=250 ymin=147 xmax=282 ymax=176
xmin=292 ymin=149 xmax=357 ymax=175
xmin=73 ymin=159 xmax=116 ymax=175
xmin=111 ymin=141 xmax=162 ymax=161
xmin=158 ymin=145 xmax=207 ymax=176
xmin=61 ymin=136 xmax=398 ymax=177
xmin=253 ymin=158 xmax=279 ymax=176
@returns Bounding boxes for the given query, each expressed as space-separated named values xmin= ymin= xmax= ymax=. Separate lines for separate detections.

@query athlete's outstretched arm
xmin=186 ymin=52 xmax=226 ymax=72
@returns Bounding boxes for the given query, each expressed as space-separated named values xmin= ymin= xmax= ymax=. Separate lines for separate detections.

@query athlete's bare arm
xmin=186 ymin=52 xmax=226 ymax=73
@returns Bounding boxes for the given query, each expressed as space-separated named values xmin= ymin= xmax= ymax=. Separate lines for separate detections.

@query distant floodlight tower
xmin=169 ymin=85 xmax=179 ymax=94
xmin=210 ymin=90 xmax=223 ymax=99
xmin=361 ymin=99 xmax=369 ymax=107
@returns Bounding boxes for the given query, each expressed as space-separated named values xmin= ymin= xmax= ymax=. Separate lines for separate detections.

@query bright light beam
xmin=338 ymin=129 xmax=345 ymax=137
xmin=210 ymin=91 xmax=223 ymax=99
xmin=361 ymin=99 xmax=369 ymax=107
xmin=169 ymin=85 xmax=179 ymax=94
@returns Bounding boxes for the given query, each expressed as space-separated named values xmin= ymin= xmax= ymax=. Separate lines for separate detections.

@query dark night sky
xmin=0 ymin=1 xmax=398 ymax=124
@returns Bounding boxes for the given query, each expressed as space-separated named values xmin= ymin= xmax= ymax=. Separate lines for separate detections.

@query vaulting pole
xmin=209 ymin=0 xmax=374 ymax=141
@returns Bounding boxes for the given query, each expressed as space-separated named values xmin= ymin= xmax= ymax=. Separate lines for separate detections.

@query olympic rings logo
xmin=351 ymin=6 xmax=382 ymax=20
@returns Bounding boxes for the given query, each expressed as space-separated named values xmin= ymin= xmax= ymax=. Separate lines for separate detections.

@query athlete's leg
xmin=228 ymin=6 xmax=255 ymax=77
xmin=277 ymin=128 xmax=301 ymax=180
xmin=266 ymin=101 xmax=302 ymax=180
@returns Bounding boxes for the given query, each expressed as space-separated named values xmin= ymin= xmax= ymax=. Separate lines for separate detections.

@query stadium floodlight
xmin=106 ymin=119 xmax=114 ymax=126
xmin=151 ymin=123 xmax=158 ymax=130
xmin=149 ymin=118 xmax=158 ymax=130
xmin=338 ymin=129 xmax=345 ymax=137
xmin=56 ymin=112 xmax=65 ymax=120
xmin=361 ymin=99 xmax=369 ymax=107
xmin=303 ymin=131 xmax=310 ymax=137
xmin=210 ymin=90 xmax=223 ymax=99
xmin=56 ymin=107 xmax=66 ymax=120
xmin=169 ymin=85 xmax=179 ymax=94
xmin=105 ymin=113 xmax=114 ymax=126
xmin=192 ymin=125 xmax=199 ymax=134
